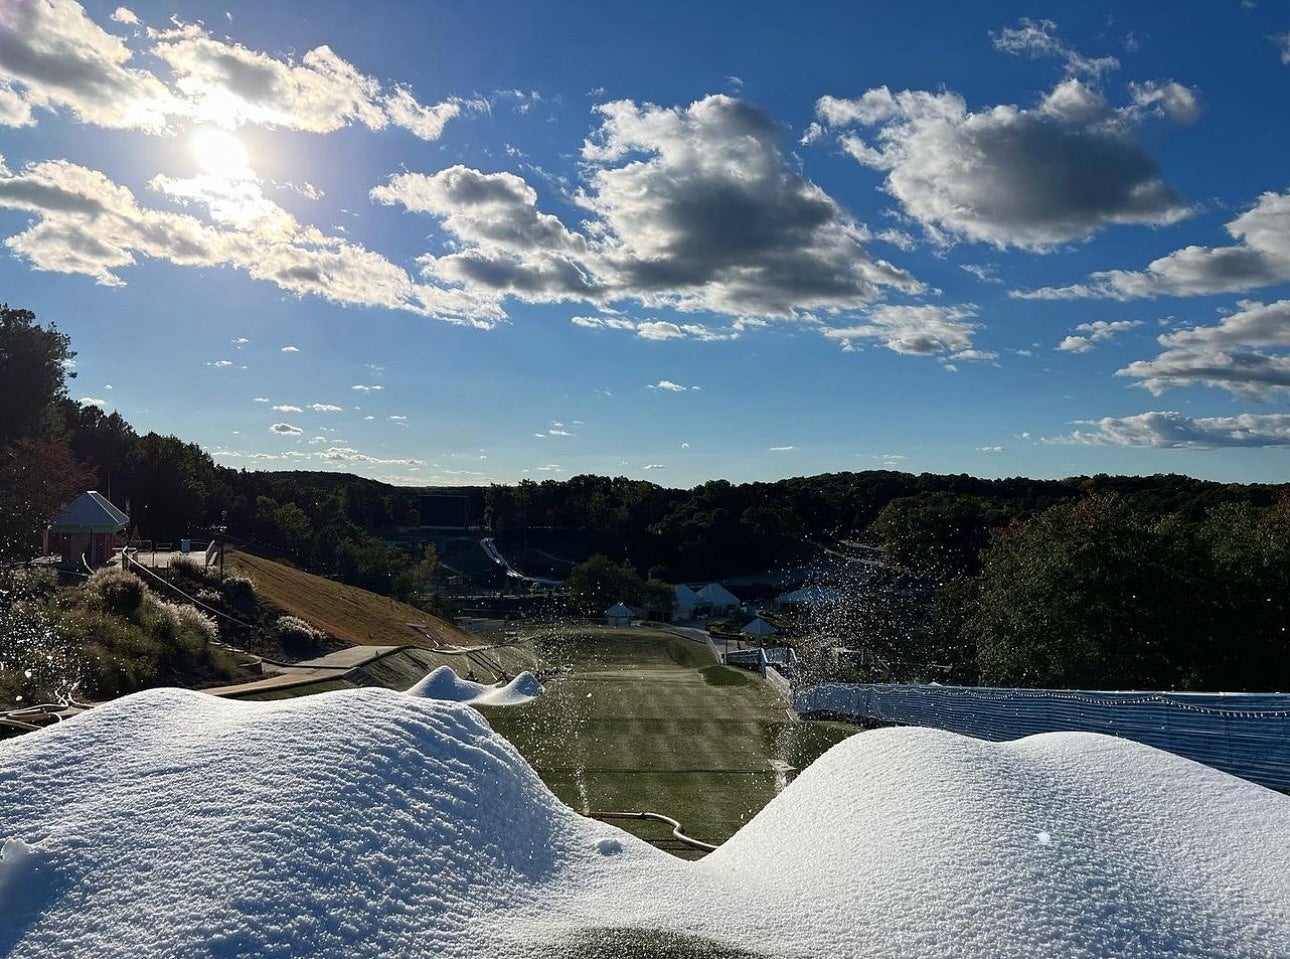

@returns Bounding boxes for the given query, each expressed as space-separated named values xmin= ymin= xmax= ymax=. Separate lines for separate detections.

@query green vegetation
xmin=940 ymin=493 xmax=1290 ymax=691
xmin=0 ymin=566 xmax=243 ymax=708
xmin=479 ymin=627 xmax=856 ymax=856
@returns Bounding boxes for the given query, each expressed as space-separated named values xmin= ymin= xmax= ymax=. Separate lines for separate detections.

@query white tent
xmin=674 ymin=584 xmax=701 ymax=620
xmin=604 ymin=602 xmax=634 ymax=627
xmin=776 ymin=585 xmax=843 ymax=607
xmin=741 ymin=617 xmax=777 ymax=637
xmin=697 ymin=582 xmax=740 ymax=612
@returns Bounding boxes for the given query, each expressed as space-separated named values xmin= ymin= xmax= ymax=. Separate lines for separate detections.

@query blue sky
xmin=3 ymin=1 xmax=1290 ymax=487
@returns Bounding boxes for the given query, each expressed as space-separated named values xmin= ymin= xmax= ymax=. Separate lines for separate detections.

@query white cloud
xmin=1117 ymin=299 xmax=1290 ymax=399
xmin=1272 ymin=33 xmax=1290 ymax=65
xmin=648 ymin=379 xmax=697 ymax=392
xmin=0 ymin=157 xmax=498 ymax=324
xmin=351 ymin=384 xmax=383 ymax=392
xmin=1057 ymin=319 xmax=1142 ymax=352
xmin=281 ymin=345 xmax=300 ymax=352
xmin=231 ymin=336 xmax=249 ymax=345
xmin=0 ymin=0 xmax=177 ymax=131
xmin=309 ymin=403 xmax=342 ymax=412
xmin=109 ymin=7 xmax=139 ymax=26
xmin=814 ymin=78 xmax=1189 ymax=249
xmin=535 ymin=464 xmax=563 ymax=472
xmin=252 ymin=396 xmax=268 ymax=403
xmin=388 ymin=414 xmax=407 ymax=421
xmin=374 ymin=95 xmax=922 ymax=333
xmin=1018 ymin=189 xmax=1290 ymax=300
xmin=977 ymin=445 xmax=1004 ymax=453
xmin=315 ymin=446 xmax=424 ymax=466
xmin=820 ymin=304 xmax=983 ymax=356
xmin=78 ymin=396 xmax=106 ymax=407
xmin=1056 ymin=411 xmax=1290 ymax=448
xmin=768 ymin=445 xmax=795 ymax=452
xmin=208 ymin=359 xmax=233 ymax=368
xmin=271 ymin=404 xmax=302 ymax=412
xmin=989 ymin=19 xmax=1119 ymax=77
xmin=642 ymin=463 xmax=667 ymax=470
xmin=1129 ymin=81 xmax=1200 ymax=123
xmin=570 ymin=315 xmax=740 ymax=342
xmin=269 ymin=422 xmax=302 ymax=435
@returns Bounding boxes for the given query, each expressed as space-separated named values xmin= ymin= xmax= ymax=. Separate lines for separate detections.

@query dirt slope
xmin=226 ymin=550 xmax=468 ymax=649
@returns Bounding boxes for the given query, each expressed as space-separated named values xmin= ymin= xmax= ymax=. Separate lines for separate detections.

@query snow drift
xmin=405 ymin=665 xmax=544 ymax=706
xmin=1 ymin=687 xmax=1288 ymax=958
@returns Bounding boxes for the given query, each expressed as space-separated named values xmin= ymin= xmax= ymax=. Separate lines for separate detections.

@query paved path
xmin=201 ymin=644 xmax=405 ymax=697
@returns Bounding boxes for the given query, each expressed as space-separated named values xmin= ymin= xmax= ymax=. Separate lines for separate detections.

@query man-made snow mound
xmin=405 ymin=665 xmax=544 ymax=706
xmin=2 ymin=688 xmax=1289 ymax=958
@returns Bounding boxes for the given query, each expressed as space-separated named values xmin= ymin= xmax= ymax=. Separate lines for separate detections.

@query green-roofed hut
xmin=45 ymin=491 xmax=129 ymax=568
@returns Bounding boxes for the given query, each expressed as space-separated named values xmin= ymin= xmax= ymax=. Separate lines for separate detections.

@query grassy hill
xmin=225 ymin=550 xmax=468 ymax=649
xmin=479 ymin=626 xmax=858 ymax=855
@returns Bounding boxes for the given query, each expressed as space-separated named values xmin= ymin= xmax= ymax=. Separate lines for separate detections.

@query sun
xmin=189 ymin=127 xmax=250 ymax=179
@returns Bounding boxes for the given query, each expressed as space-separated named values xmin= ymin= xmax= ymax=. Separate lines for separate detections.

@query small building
xmin=45 ymin=491 xmax=129 ymax=568
xmin=697 ymin=582 xmax=740 ymax=615
xmin=605 ymin=602 xmax=634 ymax=627
xmin=673 ymin=584 xmax=702 ymax=621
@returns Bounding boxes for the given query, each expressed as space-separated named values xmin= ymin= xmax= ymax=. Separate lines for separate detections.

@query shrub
xmin=195 ymin=588 xmax=223 ymax=606
xmin=169 ymin=553 xmax=207 ymax=580
xmin=85 ymin=567 xmax=148 ymax=616
xmin=276 ymin=614 xmax=325 ymax=656
xmin=172 ymin=603 xmax=219 ymax=644
xmin=220 ymin=575 xmax=256 ymax=613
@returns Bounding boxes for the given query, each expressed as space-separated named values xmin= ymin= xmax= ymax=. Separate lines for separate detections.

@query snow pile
xmin=405 ymin=665 xmax=544 ymax=706
xmin=2 ymin=688 xmax=1289 ymax=958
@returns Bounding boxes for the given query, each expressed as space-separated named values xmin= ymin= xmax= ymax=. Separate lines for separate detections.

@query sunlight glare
xmin=189 ymin=127 xmax=251 ymax=179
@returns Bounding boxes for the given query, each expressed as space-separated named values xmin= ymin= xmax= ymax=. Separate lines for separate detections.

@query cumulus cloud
xmin=271 ymin=404 xmax=302 ymax=412
xmin=315 ymin=446 xmax=424 ymax=466
xmin=0 ymin=2 xmax=471 ymax=139
xmin=1058 ymin=319 xmax=1142 ymax=352
xmin=0 ymin=157 xmax=499 ymax=324
xmin=1116 ymin=299 xmax=1290 ymax=399
xmin=1057 ymin=411 xmax=1290 ymax=448
xmin=309 ymin=403 xmax=342 ymax=412
xmin=374 ymin=94 xmax=921 ymax=331
xmin=350 ymin=384 xmax=383 ymax=392
xmin=252 ymin=396 xmax=268 ymax=403
xmin=1018 ymin=189 xmax=1290 ymax=300
xmin=648 ymin=379 xmax=698 ymax=392
xmin=642 ymin=463 xmax=667 ymax=470
xmin=0 ymin=0 xmax=177 ymax=131
xmin=819 ymin=304 xmax=985 ymax=357
xmin=78 ymin=395 xmax=106 ymax=407
xmin=570 ymin=315 xmax=740 ymax=342
xmin=280 ymin=345 xmax=300 ymax=352
xmin=1273 ymin=33 xmax=1290 ymax=65
xmin=269 ymin=422 xmax=302 ymax=435
xmin=812 ymin=78 xmax=1190 ymax=249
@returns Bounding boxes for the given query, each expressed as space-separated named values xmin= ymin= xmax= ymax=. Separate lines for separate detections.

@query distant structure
xmin=419 ymin=495 xmax=469 ymax=529
xmin=741 ymin=616 xmax=777 ymax=638
xmin=697 ymin=582 xmax=740 ymax=616
xmin=45 ymin=491 xmax=129 ymax=568
xmin=673 ymin=584 xmax=702 ymax=621
xmin=605 ymin=602 xmax=634 ymax=627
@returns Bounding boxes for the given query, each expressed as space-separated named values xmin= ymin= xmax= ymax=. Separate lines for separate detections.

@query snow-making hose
xmin=583 ymin=810 xmax=719 ymax=852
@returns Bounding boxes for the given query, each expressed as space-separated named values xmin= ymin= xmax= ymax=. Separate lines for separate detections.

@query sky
xmin=2 ymin=1 xmax=1290 ymax=488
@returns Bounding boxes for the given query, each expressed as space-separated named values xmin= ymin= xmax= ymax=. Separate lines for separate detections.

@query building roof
xmin=48 ymin=491 xmax=129 ymax=533
xmin=605 ymin=602 xmax=634 ymax=617
xmin=776 ymin=585 xmax=843 ymax=605
xmin=674 ymin=584 xmax=701 ymax=606
xmin=697 ymin=582 xmax=740 ymax=606
xmin=741 ymin=617 xmax=777 ymax=636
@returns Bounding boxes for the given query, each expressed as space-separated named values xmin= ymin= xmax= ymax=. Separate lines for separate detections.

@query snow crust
xmin=1 ymin=687 xmax=1288 ymax=958
xmin=405 ymin=665 xmax=544 ymax=706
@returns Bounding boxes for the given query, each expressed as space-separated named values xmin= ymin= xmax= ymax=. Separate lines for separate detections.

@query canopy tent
xmin=697 ymin=582 xmax=740 ymax=611
xmin=673 ymin=584 xmax=702 ymax=619
xmin=741 ymin=617 xmax=777 ymax=637
xmin=776 ymin=585 xmax=843 ymax=607
xmin=45 ymin=491 xmax=129 ymax=568
xmin=604 ymin=602 xmax=634 ymax=627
